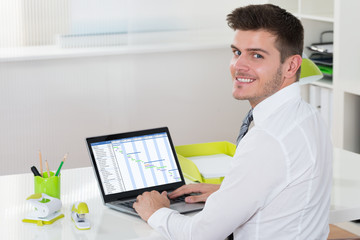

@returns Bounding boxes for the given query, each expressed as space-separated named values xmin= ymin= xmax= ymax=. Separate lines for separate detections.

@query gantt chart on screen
xmin=91 ymin=133 xmax=181 ymax=195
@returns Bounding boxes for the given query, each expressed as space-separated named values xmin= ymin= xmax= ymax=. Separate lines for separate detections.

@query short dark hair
xmin=227 ymin=4 xmax=304 ymax=78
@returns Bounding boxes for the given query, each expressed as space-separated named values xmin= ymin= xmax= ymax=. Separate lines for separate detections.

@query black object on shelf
xmin=307 ymin=31 xmax=334 ymax=78
xmin=309 ymin=52 xmax=333 ymax=66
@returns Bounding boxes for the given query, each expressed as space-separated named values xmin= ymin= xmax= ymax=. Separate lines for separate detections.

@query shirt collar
xmin=252 ymin=82 xmax=301 ymax=126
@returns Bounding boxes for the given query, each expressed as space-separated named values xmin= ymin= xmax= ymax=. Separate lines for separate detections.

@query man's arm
xmin=134 ymin=131 xmax=287 ymax=240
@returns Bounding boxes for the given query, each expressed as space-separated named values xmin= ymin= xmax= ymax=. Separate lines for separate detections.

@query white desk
xmin=2 ymin=148 xmax=360 ymax=239
xmin=0 ymin=167 xmax=167 ymax=240
xmin=330 ymin=148 xmax=360 ymax=224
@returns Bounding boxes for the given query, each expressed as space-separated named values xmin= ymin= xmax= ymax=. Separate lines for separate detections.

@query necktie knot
xmin=236 ymin=109 xmax=253 ymax=146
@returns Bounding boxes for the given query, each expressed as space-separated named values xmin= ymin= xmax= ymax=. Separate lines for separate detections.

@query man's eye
xmin=233 ymin=50 xmax=241 ymax=56
xmin=253 ymin=53 xmax=263 ymax=59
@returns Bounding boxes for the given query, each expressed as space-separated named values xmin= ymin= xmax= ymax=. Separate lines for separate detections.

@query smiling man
xmin=133 ymin=4 xmax=333 ymax=240
xmin=230 ymin=30 xmax=295 ymax=107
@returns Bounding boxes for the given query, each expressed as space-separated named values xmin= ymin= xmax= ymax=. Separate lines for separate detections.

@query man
xmin=133 ymin=4 xmax=333 ymax=239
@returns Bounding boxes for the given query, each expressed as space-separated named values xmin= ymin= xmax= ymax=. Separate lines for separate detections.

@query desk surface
xmin=0 ymin=167 xmax=167 ymax=240
xmin=1 ymin=148 xmax=360 ymax=239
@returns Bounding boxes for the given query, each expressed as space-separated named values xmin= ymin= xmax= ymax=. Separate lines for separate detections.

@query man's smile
xmin=236 ymin=77 xmax=255 ymax=83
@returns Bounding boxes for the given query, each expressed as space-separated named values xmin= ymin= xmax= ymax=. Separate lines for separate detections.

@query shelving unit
xmin=269 ymin=3 xmax=330 ymax=113
xmin=269 ymin=0 xmax=334 ymax=88
xmin=266 ymin=0 xmax=360 ymax=157
xmin=333 ymin=0 xmax=360 ymax=156
xmin=269 ymin=0 xmax=360 ymax=225
xmin=269 ymin=0 xmax=335 ymax=137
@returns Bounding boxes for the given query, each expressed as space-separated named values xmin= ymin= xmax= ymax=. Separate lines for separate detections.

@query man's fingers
xmin=169 ymin=184 xmax=202 ymax=198
xmin=185 ymin=194 xmax=208 ymax=203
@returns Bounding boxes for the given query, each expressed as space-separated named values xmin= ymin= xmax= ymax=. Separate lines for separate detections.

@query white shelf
xmin=342 ymin=81 xmax=360 ymax=96
xmin=0 ymin=29 xmax=233 ymax=62
xmin=300 ymin=14 xmax=334 ymax=23
xmin=311 ymin=78 xmax=333 ymax=89
xmin=0 ymin=43 xmax=228 ymax=63
xmin=300 ymin=0 xmax=334 ymax=20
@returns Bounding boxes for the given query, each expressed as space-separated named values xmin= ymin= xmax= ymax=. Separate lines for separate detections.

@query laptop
xmin=86 ymin=127 xmax=204 ymax=216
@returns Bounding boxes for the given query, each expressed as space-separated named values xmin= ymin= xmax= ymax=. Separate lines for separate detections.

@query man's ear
xmin=283 ymin=54 xmax=302 ymax=79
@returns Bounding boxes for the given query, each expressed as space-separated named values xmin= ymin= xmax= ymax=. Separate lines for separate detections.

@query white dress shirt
xmin=148 ymin=82 xmax=333 ymax=240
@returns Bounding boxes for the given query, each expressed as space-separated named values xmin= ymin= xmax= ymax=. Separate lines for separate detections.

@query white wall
xmin=0 ymin=48 xmax=250 ymax=175
xmin=0 ymin=0 xmax=261 ymax=47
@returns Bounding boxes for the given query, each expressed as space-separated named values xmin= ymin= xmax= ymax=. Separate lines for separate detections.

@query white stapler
xmin=22 ymin=193 xmax=64 ymax=226
xmin=71 ymin=202 xmax=91 ymax=230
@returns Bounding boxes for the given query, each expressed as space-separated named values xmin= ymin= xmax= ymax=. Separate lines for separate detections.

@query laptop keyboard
xmin=170 ymin=195 xmax=187 ymax=204
xmin=118 ymin=199 xmax=136 ymax=209
xmin=116 ymin=195 xmax=189 ymax=210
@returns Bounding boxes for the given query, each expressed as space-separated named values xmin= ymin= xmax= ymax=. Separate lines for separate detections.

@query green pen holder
xmin=34 ymin=171 xmax=61 ymax=199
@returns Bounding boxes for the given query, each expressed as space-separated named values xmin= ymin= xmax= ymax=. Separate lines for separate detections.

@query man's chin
xmin=232 ymin=93 xmax=247 ymax=100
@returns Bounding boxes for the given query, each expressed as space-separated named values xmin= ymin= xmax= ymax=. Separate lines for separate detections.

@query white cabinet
xmin=269 ymin=0 xmax=360 ymax=176
xmin=267 ymin=0 xmax=360 ymax=223
xmin=333 ymin=0 xmax=360 ymax=155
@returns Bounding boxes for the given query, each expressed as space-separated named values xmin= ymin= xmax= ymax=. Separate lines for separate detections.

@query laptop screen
xmin=86 ymin=127 xmax=185 ymax=202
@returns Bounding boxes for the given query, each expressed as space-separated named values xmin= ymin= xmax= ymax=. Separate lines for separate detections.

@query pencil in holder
xmin=34 ymin=171 xmax=61 ymax=199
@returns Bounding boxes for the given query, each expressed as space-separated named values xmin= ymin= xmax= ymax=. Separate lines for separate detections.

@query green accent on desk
xmin=22 ymin=213 xmax=64 ymax=226
xmin=26 ymin=193 xmax=42 ymax=200
xmin=71 ymin=217 xmax=91 ymax=230
xmin=39 ymin=198 xmax=50 ymax=203
xmin=175 ymin=141 xmax=236 ymax=184
xmin=34 ymin=171 xmax=61 ymax=199
xmin=55 ymin=161 xmax=64 ymax=176
xmin=72 ymin=202 xmax=89 ymax=214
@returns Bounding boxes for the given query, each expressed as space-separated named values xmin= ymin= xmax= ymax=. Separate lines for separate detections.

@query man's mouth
xmin=236 ymin=77 xmax=255 ymax=83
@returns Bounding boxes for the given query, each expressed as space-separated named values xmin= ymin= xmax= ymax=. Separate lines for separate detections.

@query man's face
xmin=230 ymin=30 xmax=287 ymax=108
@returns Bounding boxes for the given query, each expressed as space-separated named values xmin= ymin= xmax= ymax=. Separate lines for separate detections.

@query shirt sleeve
xmin=148 ymin=129 xmax=288 ymax=240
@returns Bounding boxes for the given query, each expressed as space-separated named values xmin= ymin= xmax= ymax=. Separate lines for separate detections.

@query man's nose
xmin=232 ymin=55 xmax=250 ymax=72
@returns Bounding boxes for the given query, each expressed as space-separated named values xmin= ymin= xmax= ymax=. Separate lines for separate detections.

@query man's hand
xmin=133 ymin=190 xmax=170 ymax=222
xmin=168 ymin=183 xmax=220 ymax=203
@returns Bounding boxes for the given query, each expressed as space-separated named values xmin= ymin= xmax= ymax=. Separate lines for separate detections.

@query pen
xmin=45 ymin=160 xmax=50 ymax=178
xmin=55 ymin=153 xmax=68 ymax=176
xmin=39 ymin=150 xmax=43 ymax=177
xmin=31 ymin=166 xmax=41 ymax=177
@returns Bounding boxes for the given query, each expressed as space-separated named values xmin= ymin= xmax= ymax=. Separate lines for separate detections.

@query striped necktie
xmin=236 ymin=109 xmax=253 ymax=146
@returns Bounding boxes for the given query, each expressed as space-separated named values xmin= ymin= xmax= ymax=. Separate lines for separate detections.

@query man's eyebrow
xmin=247 ymin=48 xmax=270 ymax=55
xmin=230 ymin=45 xmax=270 ymax=55
xmin=230 ymin=44 xmax=238 ymax=50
